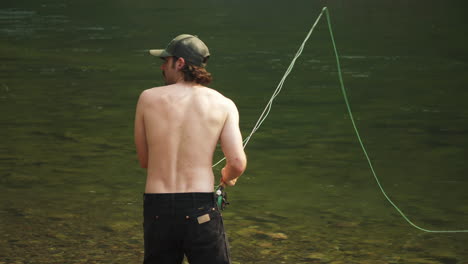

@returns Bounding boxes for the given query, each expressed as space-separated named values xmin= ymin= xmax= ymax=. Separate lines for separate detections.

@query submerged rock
xmin=403 ymin=258 xmax=441 ymax=264
xmin=266 ymin=232 xmax=288 ymax=240
xmin=305 ymin=252 xmax=330 ymax=263
xmin=329 ymin=261 xmax=346 ymax=264
xmin=334 ymin=221 xmax=360 ymax=228
xmin=258 ymin=241 xmax=273 ymax=248
xmin=110 ymin=221 xmax=134 ymax=232
xmin=430 ymin=254 xmax=458 ymax=264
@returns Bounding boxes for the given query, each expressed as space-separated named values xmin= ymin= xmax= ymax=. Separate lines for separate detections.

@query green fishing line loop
xmin=322 ymin=7 xmax=467 ymax=233
xmin=214 ymin=6 xmax=468 ymax=233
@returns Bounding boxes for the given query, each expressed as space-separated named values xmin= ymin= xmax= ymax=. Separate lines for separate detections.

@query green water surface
xmin=1 ymin=0 xmax=468 ymax=263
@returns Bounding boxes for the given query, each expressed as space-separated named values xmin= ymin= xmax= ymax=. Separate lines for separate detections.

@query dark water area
xmin=1 ymin=0 xmax=468 ymax=263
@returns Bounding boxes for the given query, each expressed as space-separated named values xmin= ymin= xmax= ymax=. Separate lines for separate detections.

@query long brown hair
xmin=173 ymin=57 xmax=213 ymax=86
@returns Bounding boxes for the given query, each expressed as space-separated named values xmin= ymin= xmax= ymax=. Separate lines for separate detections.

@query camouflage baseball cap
xmin=149 ymin=34 xmax=210 ymax=67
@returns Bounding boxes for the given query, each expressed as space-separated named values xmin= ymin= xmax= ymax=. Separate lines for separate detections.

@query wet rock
xmin=330 ymin=261 xmax=346 ymax=264
xmin=258 ymin=241 xmax=273 ymax=248
xmin=4 ymin=207 xmax=25 ymax=217
xmin=334 ymin=221 xmax=360 ymax=228
xmin=266 ymin=232 xmax=288 ymax=240
xmin=304 ymin=252 xmax=330 ymax=263
xmin=403 ymin=258 xmax=441 ymax=264
xmin=53 ymin=232 xmax=68 ymax=240
xmin=358 ymin=260 xmax=387 ymax=264
xmin=98 ymin=225 xmax=114 ymax=232
xmin=236 ymin=226 xmax=259 ymax=237
xmin=362 ymin=239 xmax=387 ymax=246
xmin=4 ymin=173 xmax=40 ymax=187
xmin=402 ymin=242 xmax=425 ymax=252
xmin=430 ymin=254 xmax=458 ymax=264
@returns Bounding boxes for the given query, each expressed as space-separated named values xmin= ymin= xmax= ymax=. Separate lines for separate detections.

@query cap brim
xmin=149 ymin=49 xmax=172 ymax=57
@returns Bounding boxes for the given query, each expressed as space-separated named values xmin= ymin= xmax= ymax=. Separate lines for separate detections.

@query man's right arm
xmin=219 ymin=99 xmax=247 ymax=186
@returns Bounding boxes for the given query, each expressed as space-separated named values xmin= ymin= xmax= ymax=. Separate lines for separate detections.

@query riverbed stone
xmin=266 ymin=232 xmax=288 ymax=240
xmin=305 ymin=252 xmax=330 ymax=262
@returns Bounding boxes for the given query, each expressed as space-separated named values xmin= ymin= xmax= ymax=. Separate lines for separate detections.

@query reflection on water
xmin=1 ymin=0 xmax=468 ymax=263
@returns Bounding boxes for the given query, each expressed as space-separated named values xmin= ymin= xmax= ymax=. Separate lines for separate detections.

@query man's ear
xmin=176 ymin=57 xmax=185 ymax=70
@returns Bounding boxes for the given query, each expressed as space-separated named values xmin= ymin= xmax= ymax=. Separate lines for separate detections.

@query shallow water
xmin=1 ymin=0 xmax=468 ymax=263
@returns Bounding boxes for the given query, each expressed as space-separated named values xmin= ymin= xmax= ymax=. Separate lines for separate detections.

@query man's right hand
xmin=221 ymin=178 xmax=237 ymax=187
xmin=220 ymin=167 xmax=238 ymax=187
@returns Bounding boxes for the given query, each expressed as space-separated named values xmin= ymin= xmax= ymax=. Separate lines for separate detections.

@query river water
xmin=1 ymin=0 xmax=467 ymax=263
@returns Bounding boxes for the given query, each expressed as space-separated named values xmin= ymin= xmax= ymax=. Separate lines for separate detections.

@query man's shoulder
xmin=143 ymin=85 xmax=172 ymax=95
xmin=139 ymin=85 xmax=173 ymax=100
xmin=198 ymin=86 xmax=234 ymax=104
xmin=200 ymin=87 xmax=222 ymax=98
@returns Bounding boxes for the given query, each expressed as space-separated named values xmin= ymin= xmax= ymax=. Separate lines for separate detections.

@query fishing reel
xmin=215 ymin=186 xmax=229 ymax=211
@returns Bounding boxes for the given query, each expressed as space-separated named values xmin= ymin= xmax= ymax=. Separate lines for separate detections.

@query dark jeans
xmin=143 ymin=193 xmax=231 ymax=264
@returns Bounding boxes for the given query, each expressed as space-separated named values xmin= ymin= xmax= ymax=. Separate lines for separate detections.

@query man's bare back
xmin=138 ymin=34 xmax=244 ymax=263
xmin=134 ymin=82 xmax=246 ymax=193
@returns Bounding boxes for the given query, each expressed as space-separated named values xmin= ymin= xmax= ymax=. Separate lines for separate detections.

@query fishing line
xmin=215 ymin=6 xmax=468 ymax=233
xmin=212 ymin=6 xmax=325 ymax=168
xmin=323 ymin=7 xmax=467 ymax=233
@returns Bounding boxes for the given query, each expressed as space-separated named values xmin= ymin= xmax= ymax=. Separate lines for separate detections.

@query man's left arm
xmin=134 ymin=91 xmax=148 ymax=169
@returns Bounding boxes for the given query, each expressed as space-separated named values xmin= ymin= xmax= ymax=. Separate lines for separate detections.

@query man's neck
xmin=175 ymin=80 xmax=202 ymax=88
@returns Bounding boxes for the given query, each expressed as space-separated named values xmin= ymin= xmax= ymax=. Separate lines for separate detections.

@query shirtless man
xmin=134 ymin=34 xmax=247 ymax=264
